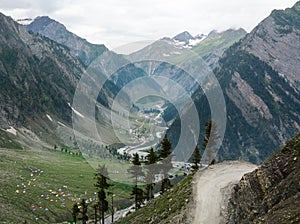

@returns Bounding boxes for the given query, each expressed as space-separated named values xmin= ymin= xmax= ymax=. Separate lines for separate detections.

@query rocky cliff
xmin=0 ymin=12 xmax=121 ymax=131
xmin=27 ymin=16 xmax=108 ymax=66
xmin=227 ymin=133 xmax=300 ymax=224
xmin=0 ymin=12 xmax=82 ymax=127
xmin=167 ymin=2 xmax=300 ymax=163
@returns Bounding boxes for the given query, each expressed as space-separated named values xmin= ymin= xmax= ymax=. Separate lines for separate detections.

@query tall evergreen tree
xmin=203 ymin=120 xmax=219 ymax=164
xmin=72 ymin=203 xmax=80 ymax=224
xmin=191 ymin=145 xmax=201 ymax=170
xmin=95 ymin=165 xmax=112 ymax=224
xmin=158 ymin=135 xmax=173 ymax=193
xmin=92 ymin=204 xmax=98 ymax=224
xmin=145 ymin=148 xmax=158 ymax=200
xmin=80 ymin=199 xmax=88 ymax=224
xmin=128 ymin=153 xmax=144 ymax=210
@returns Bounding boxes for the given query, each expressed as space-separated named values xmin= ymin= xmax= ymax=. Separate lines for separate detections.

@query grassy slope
xmin=0 ymin=146 xmax=132 ymax=224
xmin=115 ymin=174 xmax=194 ymax=224
xmin=0 ymin=129 xmax=23 ymax=150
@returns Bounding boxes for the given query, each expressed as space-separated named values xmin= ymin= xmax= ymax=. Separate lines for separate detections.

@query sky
xmin=0 ymin=0 xmax=297 ymax=49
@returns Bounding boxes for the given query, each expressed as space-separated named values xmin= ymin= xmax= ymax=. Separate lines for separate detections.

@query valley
xmin=0 ymin=1 xmax=300 ymax=223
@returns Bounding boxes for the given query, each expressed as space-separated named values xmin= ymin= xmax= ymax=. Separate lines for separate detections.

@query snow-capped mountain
xmin=16 ymin=18 xmax=33 ymax=25
xmin=172 ymin=31 xmax=207 ymax=48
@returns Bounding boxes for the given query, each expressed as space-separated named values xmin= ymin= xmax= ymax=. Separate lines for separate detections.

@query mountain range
xmin=168 ymin=1 xmax=300 ymax=163
xmin=1 ymin=2 xmax=299 ymax=163
xmin=0 ymin=2 xmax=300 ymax=223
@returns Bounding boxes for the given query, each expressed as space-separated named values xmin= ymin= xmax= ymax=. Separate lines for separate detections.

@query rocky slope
xmin=240 ymin=2 xmax=300 ymax=88
xmin=0 ymin=12 xmax=82 ymax=128
xmin=226 ymin=133 xmax=300 ymax=224
xmin=27 ymin=16 xmax=108 ymax=66
xmin=168 ymin=2 xmax=300 ymax=163
xmin=192 ymin=28 xmax=246 ymax=68
xmin=0 ymin=12 xmax=122 ymax=140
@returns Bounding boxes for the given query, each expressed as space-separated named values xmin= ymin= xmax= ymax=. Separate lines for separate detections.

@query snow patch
xmin=57 ymin=121 xmax=67 ymax=127
xmin=68 ymin=103 xmax=85 ymax=118
xmin=6 ymin=126 xmax=17 ymax=136
xmin=16 ymin=18 xmax=33 ymax=25
xmin=188 ymin=35 xmax=207 ymax=46
xmin=46 ymin=114 xmax=53 ymax=122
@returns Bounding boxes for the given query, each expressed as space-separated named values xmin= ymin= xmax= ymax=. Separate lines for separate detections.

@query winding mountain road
xmin=193 ymin=161 xmax=257 ymax=224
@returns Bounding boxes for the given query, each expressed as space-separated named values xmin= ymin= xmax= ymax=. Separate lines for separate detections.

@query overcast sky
xmin=0 ymin=0 xmax=297 ymax=49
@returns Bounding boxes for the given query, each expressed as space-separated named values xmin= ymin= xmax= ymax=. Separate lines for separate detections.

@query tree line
xmin=70 ymin=119 xmax=219 ymax=223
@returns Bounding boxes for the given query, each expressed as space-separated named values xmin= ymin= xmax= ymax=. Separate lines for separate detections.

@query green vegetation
xmin=0 ymin=129 xmax=22 ymax=149
xmin=115 ymin=174 xmax=194 ymax=224
xmin=128 ymin=153 xmax=144 ymax=211
xmin=0 ymin=147 xmax=132 ymax=223
xmin=158 ymin=135 xmax=173 ymax=193
xmin=282 ymin=132 xmax=300 ymax=152
xmin=191 ymin=146 xmax=201 ymax=170
xmin=94 ymin=165 xmax=112 ymax=224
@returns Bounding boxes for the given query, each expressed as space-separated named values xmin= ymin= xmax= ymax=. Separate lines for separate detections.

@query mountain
xmin=0 ymin=12 xmax=125 ymax=146
xmin=167 ymin=2 xmax=300 ymax=163
xmin=227 ymin=133 xmax=300 ymax=223
xmin=192 ymin=28 xmax=247 ymax=67
xmin=240 ymin=3 xmax=300 ymax=88
xmin=172 ymin=31 xmax=195 ymax=44
xmin=27 ymin=16 xmax=108 ymax=65
xmin=0 ymin=12 xmax=82 ymax=128
xmin=127 ymin=29 xmax=246 ymax=96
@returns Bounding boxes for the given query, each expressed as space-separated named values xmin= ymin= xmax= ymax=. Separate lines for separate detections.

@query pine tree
xmin=145 ymin=148 xmax=158 ymax=200
xmin=128 ymin=153 xmax=144 ymax=210
xmin=92 ymin=204 xmax=98 ymax=224
xmin=95 ymin=165 xmax=112 ymax=224
xmin=191 ymin=145 xmax=201 ymax=170
xmin=80 ymin=199 xmax=88 ymax=224
xmin=158 ymin=135 xmax=173 ymax=193
xmin=203 ymin=120 xmax=219 ymax=165
xmin=72 ymin=203 xmax=80 ymax=224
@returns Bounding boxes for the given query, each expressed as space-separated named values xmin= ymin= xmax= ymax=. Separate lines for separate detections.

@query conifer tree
xmin=80 ymin=199 xmax=88 ymax=224
xmin=128 ymin=153 xmax=144 ymax=210
xmin=95 ymin=165 xmax=112 ymax=224
xmin=203 ymin=120 xmax=219 ymax=164
xmin=145 ymin=148 xmax=158 ymax=200
xmin=191 ymin=145 xmax=201 ymax=170
xmin=72 ymin=203 xmax=80 ymax=224
xmin=158 ymin=135 xmax=173 ymax=193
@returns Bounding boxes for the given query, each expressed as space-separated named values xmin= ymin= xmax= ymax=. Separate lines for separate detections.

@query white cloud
xmin=0 ymin=0 xmax=297 ymax=48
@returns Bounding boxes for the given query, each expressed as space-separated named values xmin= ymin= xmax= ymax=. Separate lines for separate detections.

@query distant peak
xmin=27 ymin=16 xmax=65 ymax=32
xmin=33 ymin=16 xmax=55 ymax=23
xmin=173 ymin=31 xmax=194 ymax=43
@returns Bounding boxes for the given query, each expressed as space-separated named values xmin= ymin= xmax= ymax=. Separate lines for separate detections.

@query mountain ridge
xmin=27 ymin=16 xmax=108 ymax=66
xmin=167 ymin=2 xmax=300 ymax=163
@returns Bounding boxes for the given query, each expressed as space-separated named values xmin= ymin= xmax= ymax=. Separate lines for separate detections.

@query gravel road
xmin=193 ymin=161 xmax=257 ymax=224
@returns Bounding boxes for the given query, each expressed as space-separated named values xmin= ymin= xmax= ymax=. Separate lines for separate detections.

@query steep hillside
xmin=168 ymin=2 xmax=300 ymax=163
xmin=0 ymin=12 xmax=82 ymax=128
xmin=192 ymin=28 xmax=246 ymax=68
xmin=227 ymin=133 xmax=300 ymax=224
xmin=115 ymin=174 xmax=195 ymax=224
xmin=27 ymin=16 xmax=108 ymax=66
xmin=0 ymin=12 xmax=125 ymax=146
xmin=240 ymin=2 xmax=300 ymax=88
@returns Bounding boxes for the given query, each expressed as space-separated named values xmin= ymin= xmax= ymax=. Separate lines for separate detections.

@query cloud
xmin=0 ymin=0 xmax=297 ymax=48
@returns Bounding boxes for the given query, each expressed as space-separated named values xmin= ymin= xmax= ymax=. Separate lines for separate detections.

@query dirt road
xmin=193 ymin=161 xmax=257 ymax=224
